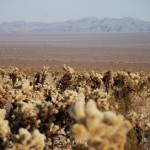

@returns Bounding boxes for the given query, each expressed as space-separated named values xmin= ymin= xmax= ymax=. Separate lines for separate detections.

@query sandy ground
xmin=0 ymin=33 xmax=150 ymax=73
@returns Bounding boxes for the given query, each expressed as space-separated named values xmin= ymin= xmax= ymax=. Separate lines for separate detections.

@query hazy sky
xmin=0 ymin=0 xmax=150 ymax=22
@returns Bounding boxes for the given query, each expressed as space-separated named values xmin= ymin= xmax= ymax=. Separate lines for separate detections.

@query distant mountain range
xmin=0 ymin=17 xmax=150 ymax=33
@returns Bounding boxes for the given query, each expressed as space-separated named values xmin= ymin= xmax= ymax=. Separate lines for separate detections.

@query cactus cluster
xmin=0 ymin=66 xmax=149 ymax=149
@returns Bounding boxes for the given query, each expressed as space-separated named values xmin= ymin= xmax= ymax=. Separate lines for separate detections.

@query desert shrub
xmin=0 ymin=66 xmax=149 ymax=149
xmin=69 ymin=100 xmax=131 ymax=150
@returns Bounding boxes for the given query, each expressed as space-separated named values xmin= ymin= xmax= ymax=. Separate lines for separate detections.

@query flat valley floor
xmin=0 ymin=33 xmax=150 ymax=73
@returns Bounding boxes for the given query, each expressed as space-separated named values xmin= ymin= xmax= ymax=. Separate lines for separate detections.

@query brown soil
xmin=0 ymin=34 xmax=150 ymax=73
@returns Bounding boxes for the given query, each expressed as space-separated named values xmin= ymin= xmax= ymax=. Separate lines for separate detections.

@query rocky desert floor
xmin=0 ymin=33 xmax=150 ymax=73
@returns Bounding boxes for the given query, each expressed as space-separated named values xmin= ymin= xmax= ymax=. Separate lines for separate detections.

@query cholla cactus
xmin=9 ymin=67 xmax=27 ymax=86
xmin=63 ymin=64 xmax=74 ymax=74
xmin=34 ymin=66 xmax=49 ymax=85
xmin=11 ymin=100 xmax=58 ymax=132
xmin=0 ymin=68 xmax=5 ymax=78
xmin=7 ymin=128 xmax=45 ymax=150
xmin=69 ymin=100 xmax=131 ymax=150
xmin=11 ymin=101 xmax=41 ymax=132
xmin=0 ymin=66 xmax=149 ymax=149
xmin=0 ymin=109 xmax=10 ymax=139
xmin=87 ymin=89 xmax=110 ymax=111
xmin=60 ymin=89 xmax=85 ymax=108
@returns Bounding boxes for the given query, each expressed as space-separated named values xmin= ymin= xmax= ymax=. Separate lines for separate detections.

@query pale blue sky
xmin=0 ymin=0 xmax=150 ymax=22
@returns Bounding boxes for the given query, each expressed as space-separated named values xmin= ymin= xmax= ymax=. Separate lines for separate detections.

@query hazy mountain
xmin=0 ymin=17 xmax=150 ymax=33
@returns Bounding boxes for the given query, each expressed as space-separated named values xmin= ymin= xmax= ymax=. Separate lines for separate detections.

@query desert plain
xmin=0 ymin=33 xmax=150 ymax=73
